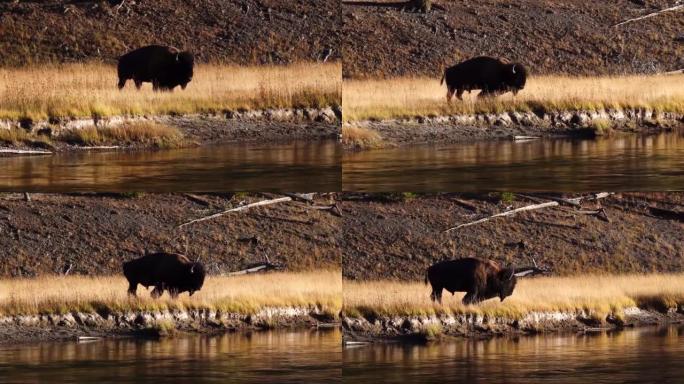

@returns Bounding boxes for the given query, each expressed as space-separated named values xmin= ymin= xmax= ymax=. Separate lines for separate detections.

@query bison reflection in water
xmin=123 ymin=252 xmax=206 ymax=299
xmin=441 ymin=56 xmax=527 ymax=102
xmin=117 ymin=45 xmax=194 ymax=91
xmin=425 ymin=257 xmax=546 ymax=304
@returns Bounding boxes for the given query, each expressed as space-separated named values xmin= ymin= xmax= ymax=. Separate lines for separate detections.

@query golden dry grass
xmin=343 ymin=274 xmax=684 ymax=319
xmin=341 ymin=125 xmax=383 ymax=149
xmin=0 ymin=270 xmax=342 ymax=316
xmin=0 ymin=62 xmax=341 ymax=121
xmin=343 ymin=74 xmax=684 ymax=122
xmin=60 ymin=121 xmax=183 ymax=148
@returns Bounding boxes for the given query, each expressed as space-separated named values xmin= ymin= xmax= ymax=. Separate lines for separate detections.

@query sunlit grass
xmin=0 ymin=270 xmax=342 ymax=317
xmin=341 ymin=125 xmax=383 ymax=149
xmin=343 ymin=274 xmax=684 ymax=320
xmin=60 ymin=121 xmax=183 ymax=148
xmin=343 ymin=74 xmax=684 ymax=122
xmin=0 ymin=62 xmax=341 ymax=121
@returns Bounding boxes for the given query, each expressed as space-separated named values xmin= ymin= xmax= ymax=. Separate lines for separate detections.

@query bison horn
xmin=176 ymin=53 xmax=180 ymax=62
xmin=509 ymin=268 xmax=515 ymax=280
xmin=512 ymin=65 xmax=517 ymax=74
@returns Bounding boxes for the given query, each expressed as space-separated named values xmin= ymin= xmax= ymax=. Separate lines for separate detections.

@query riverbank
xmin=0 ymin=271 xmax=341 ymax=344
xmin=342 ymin=274 xmax=684 ymax=342
xmin=0 ymin=62 xmax=341 ymax=153
xmin=0 ymin=111 xmax=340 ymax=154
xmin=342 ymin=74 xmax=684 ymax=150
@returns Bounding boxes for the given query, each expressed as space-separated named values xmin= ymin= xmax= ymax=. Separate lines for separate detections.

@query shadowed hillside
xmin=343 ymin=0 xmax=684 ymax=78
xmin=0 ymin=0 xmax=340 ymax=66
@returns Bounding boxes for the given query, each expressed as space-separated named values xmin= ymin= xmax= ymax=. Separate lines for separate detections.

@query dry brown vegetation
xmin=343 ymin=74 xmax=684 ymax=122
xmin=0 ymin=271 xmax=342 ymax=317
xmin=343 ymin=274 xmax=684 ymax=319
xmin=60 ymin=122 xmax=184 ymax=148
xmin=341 ymin=126 xmax=383 ymax=149
xmin=0 ymin=63 xmax=341 ymax=121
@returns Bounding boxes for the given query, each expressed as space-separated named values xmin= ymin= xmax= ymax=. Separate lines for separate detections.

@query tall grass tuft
xmin=344 ymin=74 xmax=684 ymax=122
xmin=0 ymin=62 xmax=341 ymax=121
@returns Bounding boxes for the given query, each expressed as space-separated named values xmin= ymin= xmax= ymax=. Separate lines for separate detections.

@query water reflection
xmin=343 ymin=130 xmax=684 ymax=191
xmin=343 ymin=326 xmax=684 ymax=383
xmin=0 ymin=140 xmax=341 ymax=192
xmin=0 ymin=329 xmax=341 ymax=384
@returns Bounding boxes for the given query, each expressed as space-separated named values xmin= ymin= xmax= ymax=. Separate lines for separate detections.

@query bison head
xmin=175 ymin=51 xmax=194 ymax=90
xmin=504 ymin=63 xmax=527 ymax=95
xmin=186 ymin=262 xmax=206 ymax=296
xmin=497 ymin=268 xmax=518 ymax=301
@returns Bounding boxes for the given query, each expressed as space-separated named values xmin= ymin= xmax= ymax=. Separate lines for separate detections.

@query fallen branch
xmin=183 ymin=193 xmax=214 ymax=207
xmin=225 ymin=259 xmax=286 ymax=276
xmin=283 ymin=193 xmax=316 ymax=203
xmin=0 ymin=148 xmax=52 ymax=155
xmin=301 ymin=204 xmax=342 ymax=217
xmin=177 ymin=197 xmax=292 ymax=228
xmin=613 ymin=4 xmax=684 ymax=27
xmin=649 ymin=207 xmax=684 ymax=223
xmin=445 ymin=201 xmax=559 ymax=232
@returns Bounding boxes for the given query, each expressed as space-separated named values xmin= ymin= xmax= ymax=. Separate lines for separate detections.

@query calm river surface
xmin=343 ymin=130 xmax=684 ymax=191
xmin=0 ymin=140 xmax=340 ymax=192
xmin=343 ymin=325 xmax=684 ymax=383
xmin=0 ymin=330 xmax=341 ymax=384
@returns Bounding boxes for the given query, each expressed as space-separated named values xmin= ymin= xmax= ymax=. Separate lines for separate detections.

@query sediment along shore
xmin=0 ymin=272 xmax=341 ymax=344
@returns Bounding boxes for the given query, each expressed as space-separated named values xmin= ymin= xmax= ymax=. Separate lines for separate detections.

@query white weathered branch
xmin=0 ymin=148 xmax=52 ymax=155
xmin=445 ymin=201 xmax=559 ymax=232
xmin=177 ymin=197 xmax=292 ymax=228
xmin=613 ymin=5 xmax=684 ymax=27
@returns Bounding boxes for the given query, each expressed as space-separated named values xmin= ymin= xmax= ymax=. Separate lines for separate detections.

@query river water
xmin=343 ymin=325 xmax=684 ymax=383
xmin=0 ymin=330 xmax=341 ymax=384
xmin=0 ymin=140 xmax=340 ymax=192
xmin=343 ymin=130 xmax=684 ymax=191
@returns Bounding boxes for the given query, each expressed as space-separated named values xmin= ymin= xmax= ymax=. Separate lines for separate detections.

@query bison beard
xmin=425 ymin=257 xmax=541 ymax=305
xmin=441 ymin=56 xmax=527 ymax=102
xmin=123 ymin=252 xmax=205 ymax=299
xmin=117 ymin=45 xmax=194 ymax=92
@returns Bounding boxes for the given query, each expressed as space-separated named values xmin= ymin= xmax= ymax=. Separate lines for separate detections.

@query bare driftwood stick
xmin=452 ymin=198 xmax=479 ymax=212
xmin=283 ymin=193 xmax=316 ymax=203
xmin=445 ymin=201 xmax=559 ymax=232
xmin=177 ymin=197 xmax=292 ymax=228
xmin=23 ymin=193 xmax=31 ymax=202
xmin=302 ymin=204 xmax=342 ymax=217
xmin=539 ymin=195 xmax=582 ymax=207
xmin=225 ymin=258 xmax=285 ymax=276
xmin=613 ymin=4 xmax=684 ymax=27
xmin=0 ymin=148 xmax=52 ymax=155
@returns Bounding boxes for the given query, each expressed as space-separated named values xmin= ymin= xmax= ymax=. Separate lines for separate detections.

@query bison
xmin=425 ymin=257 xmax=547 ymax=305
xmin=123 ymin=252 xmax=205 ymax=299
xmin=440 ymin=56 xmax=527 ymax=102
xmin=117 ymin=45 xmax=194 ymax=91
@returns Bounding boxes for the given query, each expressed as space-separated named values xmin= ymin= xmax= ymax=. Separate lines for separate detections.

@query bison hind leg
xmin=456 ymin=89 xmax=464 ymax=101
xmin=118 ymin=78 xmax=127 ymax=90
xmin=462 ymin=291 xmax=480 ymax=305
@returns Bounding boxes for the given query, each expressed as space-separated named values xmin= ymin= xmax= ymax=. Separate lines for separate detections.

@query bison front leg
xmin=127 ymin=282 xmax=138 ymax=297
xmin=455 ymin=89 xmax=464 ymax=101
xmin=430 ymin=286 xmax=443 ymax=304
xmin=134 ymin=79 xmax=143 ymax=90
xmin=462 ymin=291 xmax=480 ymax=305
xmin=118 ymin=78 xmax=127 ymax=90
xmin=446 ymin=88 xmax=455 ymax=103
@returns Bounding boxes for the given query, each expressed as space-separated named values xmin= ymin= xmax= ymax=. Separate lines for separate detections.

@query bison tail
xmin=440 ymin=71 xmax=445 ymax=86
xmin=424 ymin=270 xmax=429 ymax=285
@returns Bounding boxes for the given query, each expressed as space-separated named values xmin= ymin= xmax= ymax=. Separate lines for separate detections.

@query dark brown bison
xmin=440 ymin=56 xmax=527 ymax=102
xmin=425 ymin=257 xmax=547 ymax=304
xmin=117 ymin=45 xmax=194 ymax=91
xmin=123 ymin=252 xmax=205 ymax=298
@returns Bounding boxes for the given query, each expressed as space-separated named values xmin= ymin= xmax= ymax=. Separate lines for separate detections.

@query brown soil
xmin=0 ymin=0 xmax=340 ymax=66
xmin=342 ymin=0 xmax=684 ymax=78
xmin=341 ymin=193 xmax=684 ymax=280
xmin=0 ymin=193 xmax=341 ymax=277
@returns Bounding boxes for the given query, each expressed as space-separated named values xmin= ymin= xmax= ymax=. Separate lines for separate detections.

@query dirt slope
xmin=0 ymin=193 xmax=341 ymax=277
xmin=343 ymin=0 xmax=684 ymax=78
xmin=0 ymin=0 xmax=340 ymax=66
xmin=342 ymin=193 xmax=684 ymax=280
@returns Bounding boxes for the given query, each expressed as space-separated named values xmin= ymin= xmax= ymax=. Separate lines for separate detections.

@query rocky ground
xmin=341 ymin=193 xmax=684 ymax=280
xmin=0 ymin=193 xmax=341 ymax=277
xmin=343 ymin=0 xmax=684 ymax=78
xmin=343 ymin=307 xmax=684 ymax=342
xmin=0 ymin=0 xmax=340 ymax=66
